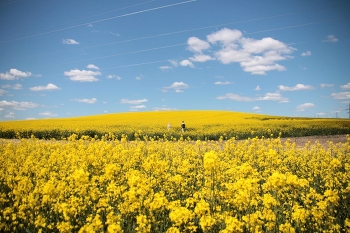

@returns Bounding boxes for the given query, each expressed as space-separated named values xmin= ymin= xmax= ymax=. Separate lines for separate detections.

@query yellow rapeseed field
xmin=0 ymin=135 xmax=349 ymax=232
xmin=1 ymin=111 xmax=350 ymax=232
xmin=0 ymin=111 xmax=349 ymax=140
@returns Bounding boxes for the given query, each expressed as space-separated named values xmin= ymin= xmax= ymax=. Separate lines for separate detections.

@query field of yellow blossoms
xmin=0 ymin=111 xmax=350 ymax=232
xmin=0 ymin=111 xmax=349 ymax=140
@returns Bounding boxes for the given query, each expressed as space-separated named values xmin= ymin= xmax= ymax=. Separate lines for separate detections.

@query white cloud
xmin=254 ymin=86 xmax=261 ymax=91
xmin=0 ymin=68 xmax=32 ymax=80
xmin=0 ymin=100 xmax=39 ymax=110
xmin=331 ymin=92 xmax=350 ymax=99
xmin=214 ymin=81 xmax=232 ymax=85
xmin=136 ymin=75 xmax=143 ymax=80
xmin=207 ymin=28 xmax=242 ymax=45
xmin=324 ymin=35 xmax=338 ymax=43
xmin=130 ymin=105 xmax=146 ymax=111
xmin=216 ymin=92 xmax=288 ymax=102
xmin=278 ymin=84 xmax=314 ymax=91
xmin=30 ymin=83 xmax=60 ymax=91
xmin=253 ymin=106 xmax=261 ymax=111
xmin=187 ymin=37 xmax=210 ymax=53
xmin=180 ymin=59 xmax=194 ymax=68
xmin=296 ymin=103 xmax=315 ymax=111
xmin=73 ymin=98 xmax=97 ymax=104
xmin=86 ymin=64 xmax=99 ymax=70
xmin=120 ymin=98 xmax=148 ymax=104
xmin=107 ymin=74 xmax=121 ymax=80
xmin=159 ymin=66 xmax=172 ymax=71
xmin=169 ymin=60 xmax=179 ymax=67
xmin=162 ymin=82 xmax=189 ymax=93
xmin=320 ymin=83 xmax=334 ymax=88
xmin=187 ymin=28 xmax=295 ymax=75
xmin=301 ymin=51 xmax=311 ymax=56
xmin=13 ymin=84 xmax=23 ymax=90
xmin=5 ymin=112 xmax=15 ymax=118
xmin=216 ymin=93 xmax=254 ymax=102
xmin=189 ymin=54 xmax=214 ymax=62
xmin=62 ymin=39 xmax=79 ymax=45
xmin=39 ymin=111 xmax=58 ymax=117
xmin=110 ymin=31 xmax=120 ymax=37
xmin=64 ymin=69 xmax=101 ymax=82
xmin=257 ymin=92 xmax=289 ymax=102
xmin=0 ymin=89 xmax=5 ymax=96
xmin=340 ymin=83 xmax=350 ymax=90
xmin=300 ymin=51 xmax=311 ymax=57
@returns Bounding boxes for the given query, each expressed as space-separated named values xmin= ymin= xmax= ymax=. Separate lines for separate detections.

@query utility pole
xmin=347 ymin=103 xmax=350 ymax=119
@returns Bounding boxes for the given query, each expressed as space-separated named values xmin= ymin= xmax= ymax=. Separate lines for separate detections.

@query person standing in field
xmin=181 ymin=121 xmax=186 ymax=132
xmin=167 ymin=123 xmax=171 ymax=131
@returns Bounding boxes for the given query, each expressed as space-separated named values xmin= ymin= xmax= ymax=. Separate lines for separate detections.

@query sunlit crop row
xmin=1 ymin=134 xmax=349 ymax=232
xmin=0 ymin=111 xmax=349 ymax=140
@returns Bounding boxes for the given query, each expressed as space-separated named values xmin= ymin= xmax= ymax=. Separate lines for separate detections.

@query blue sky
xmin=0 ymin=0 xmax=349 ymax=120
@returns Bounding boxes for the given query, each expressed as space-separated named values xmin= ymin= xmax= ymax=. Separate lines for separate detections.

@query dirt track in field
xmin=0 ymin=135 xmax=349 ymax=148
xmin=279 ymin=135 xmax=348 ymax=148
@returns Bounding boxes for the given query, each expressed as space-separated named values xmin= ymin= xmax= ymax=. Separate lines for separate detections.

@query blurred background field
xmin=0 ymin=111 xmax=349 ymax=140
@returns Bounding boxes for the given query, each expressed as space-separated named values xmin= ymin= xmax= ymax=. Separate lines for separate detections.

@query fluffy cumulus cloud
xmin=301 ymin=51 xmax=311 ymax=56
xmin=187 ymin=37 xmax=210 ymax=53
xmin=324 ymin=35 xmax=338 ymax=43
xmin=0 ymin=68 xmax=32 ymax=80
xmin=179 ymin=59 xmax=194 ymax=68
xmin=0 ymin=100 xmax=39 ymax=110
xmin=62 ymin=39 xmax=79 ymax=44
xmin=30 ymin=83 xmax=60 ymax=91
xmin=216 ymin=92 xmax=288 ymax=102
xmin=162 ymin=82 xmax=189 ymax=93
xmin=340 ymin=83 xmax=350 ymax=89
xmin=278 ymin=84 xmax=314 ymax=91
xmin=64 ymin=69 xmax=101 ymax=82
xmin=86 ymin=64 xmax=99 ymax=70
xmin=120 ymin=98 xmax=148 ymax=104
xmin=107 ymin=74 xmax=121 ymax=80
xmin=73 ymin=98 xmax=97 ymax=104
xmin=185 ymin=28 xmax=295 ymax=75
xmin=331 ymin=92 xmax=350 ymax=99
xmin=189 ymin=54 xmax=214 ymax=62
xmin=296 ymin=103 xmax=315 ymax=111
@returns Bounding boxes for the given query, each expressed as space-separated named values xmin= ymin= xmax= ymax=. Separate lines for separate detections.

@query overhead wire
xmin=25 ymin=0 xmax=157 ymax=35
xmin=1 ymin=2 xmax=347 ymax=62
xmin=44 ymin=16 xmax=349 ymax=68
xmin=0 ymin=0 xmax=196 ymax=44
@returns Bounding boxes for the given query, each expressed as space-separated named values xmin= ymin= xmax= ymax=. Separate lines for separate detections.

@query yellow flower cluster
xmin=0 ymin=135 xmax=350 ymax=232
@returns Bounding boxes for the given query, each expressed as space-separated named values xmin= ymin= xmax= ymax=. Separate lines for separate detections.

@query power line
xmin=50 ymin=43 xmax=187 ymax=67
xmin=0 ymin=0 xmax=196 ymax=44
xmin=31 ymin=20 xmax=350 ymax=68
xmin=2 ymin=14 xmax=349 ymax=62
xmin=25 ymin=0 xmax=157 ymax=35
